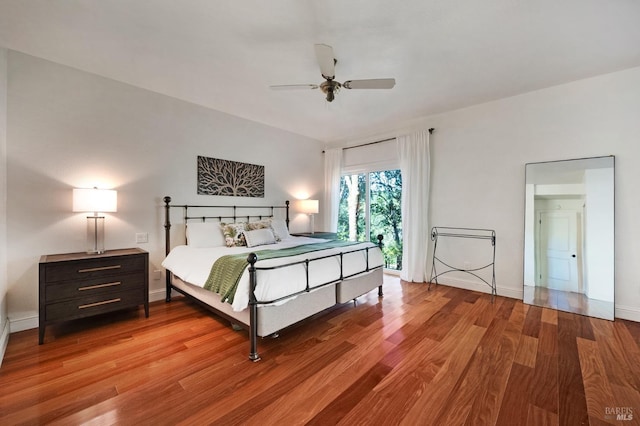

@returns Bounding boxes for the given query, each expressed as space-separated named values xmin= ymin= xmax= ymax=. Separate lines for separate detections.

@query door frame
xmin=535 ymin=208 xmax=583 ymax=293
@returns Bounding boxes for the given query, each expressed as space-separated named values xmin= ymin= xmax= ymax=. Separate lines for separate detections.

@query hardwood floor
xmin=2 ymin=275 xmax=639 ymax=425
xmin=523 ymin=285 xmax=614 ymax=321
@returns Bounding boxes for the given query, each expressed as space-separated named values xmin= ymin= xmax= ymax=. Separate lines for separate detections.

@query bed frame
xmin=162 ymin=196 xmax=384 ymax=361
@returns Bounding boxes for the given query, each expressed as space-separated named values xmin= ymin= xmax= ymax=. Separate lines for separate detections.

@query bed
xmin=161 ymin=196 xmax=384 ymax=361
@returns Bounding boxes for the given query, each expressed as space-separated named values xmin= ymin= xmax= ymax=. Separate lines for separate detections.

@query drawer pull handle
xmin=79 ymin=298 xmax=121 ymax=309
xmin=78 ymin=265 xmax=121 ymax=273
xmin=79 ymin=281 xmax=121 ymax=291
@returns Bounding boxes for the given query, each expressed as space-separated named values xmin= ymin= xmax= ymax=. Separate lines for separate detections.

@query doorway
xmin=536 ymin=209 xmax=582 ymax=293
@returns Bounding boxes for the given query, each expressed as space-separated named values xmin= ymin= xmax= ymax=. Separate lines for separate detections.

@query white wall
xmin=331 ymin=66 xmax=640 ymax=321
xmin=428 ymin=67 xmax=640 ymax=320
xmin=5 ymin=51 xmax=324 ymax=333
xmin=0 ymin=48 xmax=8 ymax=362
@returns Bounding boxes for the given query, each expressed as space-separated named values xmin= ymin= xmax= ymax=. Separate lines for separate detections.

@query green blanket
xmin=203 ymin=240 xmax=364 ymax=304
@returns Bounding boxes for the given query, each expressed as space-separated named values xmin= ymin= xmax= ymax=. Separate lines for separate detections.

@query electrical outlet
xmin=135 ymin=232 xmax=148 ymax=243
xmin=153 ymin=269 xmax=162 ymax=280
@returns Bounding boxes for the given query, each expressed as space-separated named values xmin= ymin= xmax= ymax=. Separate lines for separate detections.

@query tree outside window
xmin=338 ymin=170 xmax=403 ymax=270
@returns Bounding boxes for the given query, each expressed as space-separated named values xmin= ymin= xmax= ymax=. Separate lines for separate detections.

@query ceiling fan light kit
xmin=320 ymin=80 xmax=340 ymax=102
xmin=270 ymin=44 xmax=395 ymax=102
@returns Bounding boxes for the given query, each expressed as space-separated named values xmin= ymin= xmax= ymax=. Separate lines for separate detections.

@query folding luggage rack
xmin=429 ymin=226 xmax=497 ymax=302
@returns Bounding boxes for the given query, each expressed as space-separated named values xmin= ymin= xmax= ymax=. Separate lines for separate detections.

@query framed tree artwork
xmin=197 ymin=156 xmax=265 ymax=197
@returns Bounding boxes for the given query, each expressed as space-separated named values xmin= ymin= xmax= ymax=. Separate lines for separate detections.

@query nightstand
xmin=291 ymin=232 xmax=338 ymax=239
xmin=39 ymin=248 xmax=149 ymax=344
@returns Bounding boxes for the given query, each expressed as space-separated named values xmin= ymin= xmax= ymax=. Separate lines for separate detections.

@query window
xmin=338 ymin=170 xmax=403 ymax=270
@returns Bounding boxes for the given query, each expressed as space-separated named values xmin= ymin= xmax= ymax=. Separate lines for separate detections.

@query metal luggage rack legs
xmin=429 ymin=226 xmax=497 ymax=302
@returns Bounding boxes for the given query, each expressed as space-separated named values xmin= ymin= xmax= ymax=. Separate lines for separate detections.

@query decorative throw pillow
xmin=244 ymin=228 xmax=277 ymax=248
xmin=186 ymin=222 xmax=226 ymax=247
xmin=246 ymin=219 xmax=272 ymax=231
xmin=270 ymin=218 xmax=291 ymax=241
xmin=219 ymin=222 xmax=247 ymax=247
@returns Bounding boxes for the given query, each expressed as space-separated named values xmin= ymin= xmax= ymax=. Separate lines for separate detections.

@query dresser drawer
xmin=45 ymin=272 xmax=145 ymax=303
xmin=39 ymin=248 xmax=149 ymax=344
xmin=45 ymin=288 xmax=145 ymax=322
xmin=44 ymin=255 xmax=145 ymax=283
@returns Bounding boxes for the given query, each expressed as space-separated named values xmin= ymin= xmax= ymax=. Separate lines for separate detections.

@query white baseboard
xmin=434 ymin=277 xmax=523 ymax=300
xmin=9 ymin=312 xmax=38 ymax=333
xmin=0 ymin=317 xmax=9 ymax=367
xmin=615 ymin=304 xmax=640 ymax=322
xmin=149 ymin=288 xmax=167 ymax=303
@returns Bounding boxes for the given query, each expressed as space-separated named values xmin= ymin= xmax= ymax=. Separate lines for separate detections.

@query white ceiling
xmin=1 ymin=0 xmax=639 ymax=142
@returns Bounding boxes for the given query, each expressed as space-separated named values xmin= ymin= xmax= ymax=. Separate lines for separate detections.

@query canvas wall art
xmin=197 ymin=156 xmax=265 ymax=197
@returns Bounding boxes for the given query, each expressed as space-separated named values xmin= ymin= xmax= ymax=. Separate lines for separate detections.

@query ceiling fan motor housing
xmin=320 ymin=80 xmax=341 ymax=102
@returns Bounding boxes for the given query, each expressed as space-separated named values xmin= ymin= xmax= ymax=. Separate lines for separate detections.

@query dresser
xmin=39 ymin=248 xmax=149 ymax=344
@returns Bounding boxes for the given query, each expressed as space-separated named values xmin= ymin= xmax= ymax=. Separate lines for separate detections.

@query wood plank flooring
xmin=1 ymin=275 xmax=639 ymax=425
xmin=523 ymin=285 xmax=614 ymax=320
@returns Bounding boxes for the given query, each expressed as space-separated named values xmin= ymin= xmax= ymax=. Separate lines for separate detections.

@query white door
xmin=538 ymin=210 xmax=579 ymax=292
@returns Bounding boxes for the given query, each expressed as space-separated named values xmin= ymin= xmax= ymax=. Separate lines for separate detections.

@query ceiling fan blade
xmin=314 ymin=44 xmax=335 ymax=80
xmin=343 ymin=78 xmax=396 ymax=89
xmin=270 ymin=84 xmax=319 ymax=90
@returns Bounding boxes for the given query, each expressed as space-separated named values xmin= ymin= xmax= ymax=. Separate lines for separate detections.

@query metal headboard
xmin=163 ymin=196 xmax=290 ymax=254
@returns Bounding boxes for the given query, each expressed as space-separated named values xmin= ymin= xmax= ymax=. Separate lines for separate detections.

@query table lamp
xmin=73 ymin=187 xmax=117 ymax=254
xmin=298 ymin=199 xmax=319 ymax=234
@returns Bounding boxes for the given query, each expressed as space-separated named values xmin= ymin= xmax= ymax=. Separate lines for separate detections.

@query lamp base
xmin=86 ymin=216 xmax=105 ymax=254
xmin=309 ymin=214 xmax=315 ymax=234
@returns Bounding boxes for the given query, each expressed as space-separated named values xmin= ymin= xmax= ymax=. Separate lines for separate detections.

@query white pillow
xmin=186 ymin=222 xmax=226 ymax=248
xmin=270 ymin=218 xmax=291 ymax=241
xmin=244 ymin=228 xmax=277 ymax=248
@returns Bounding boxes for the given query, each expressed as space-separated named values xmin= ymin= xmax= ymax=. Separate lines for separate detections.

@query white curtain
xmin=323 ymin=148 xmax=343 ymax=232
xmin=398 ymin=130 xmax=431 ymax=282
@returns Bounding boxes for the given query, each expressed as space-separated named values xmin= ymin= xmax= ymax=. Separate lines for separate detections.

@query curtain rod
xmin=323 ymin=128 xmax=434 ymax=153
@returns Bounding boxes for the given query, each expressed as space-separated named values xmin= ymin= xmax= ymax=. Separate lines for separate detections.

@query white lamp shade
xmin=298 ymin=199 xmax=319 ymax=214
xmin=73 ymin=188 xmax=117 ymax=213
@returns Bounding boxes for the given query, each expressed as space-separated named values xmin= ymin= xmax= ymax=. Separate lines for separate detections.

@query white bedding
xmin=162 ymin=236 xmax=383 ymax=312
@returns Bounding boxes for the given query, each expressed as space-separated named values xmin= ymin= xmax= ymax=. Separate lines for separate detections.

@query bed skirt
xmin=170 ymin=267 xmax=383 ymax=337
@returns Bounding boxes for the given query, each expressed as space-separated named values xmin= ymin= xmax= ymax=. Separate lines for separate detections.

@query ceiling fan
xmin=270 ymin=44 xmax=396 ymax=102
